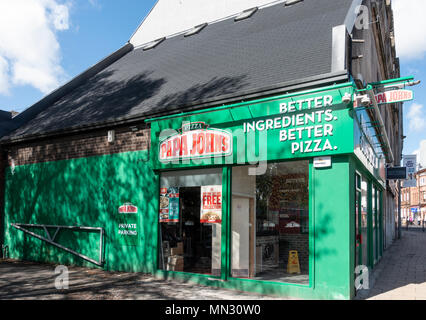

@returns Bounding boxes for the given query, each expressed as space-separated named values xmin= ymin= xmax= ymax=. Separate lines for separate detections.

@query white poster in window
xmin=200 ymin=185 xmax=222 ymax=223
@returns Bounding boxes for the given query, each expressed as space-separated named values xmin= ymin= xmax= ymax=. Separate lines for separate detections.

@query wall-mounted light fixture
xmin=108 ymin=130 xmax=115 ymax=143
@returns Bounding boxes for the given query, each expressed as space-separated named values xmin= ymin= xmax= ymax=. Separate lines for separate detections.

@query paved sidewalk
xmin=357 ymin=230 xmax=426 ymax=300
xmin=0 ymin=259 xmax=290 ymax=300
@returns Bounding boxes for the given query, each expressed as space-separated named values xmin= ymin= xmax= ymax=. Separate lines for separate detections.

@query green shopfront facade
xmin=3 ymin=82 xmax=387 ymax=300
xmin=147 ymin=82 xmax=386 ymax=300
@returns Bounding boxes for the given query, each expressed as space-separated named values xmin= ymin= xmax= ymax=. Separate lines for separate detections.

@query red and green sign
xmin=149 ymin=83 xmax=356 ymax=169
xmin=159 ymin=122 xmax=232 ymax=162
xmin=375 ymin=89 xmax=413 ymax=104
xmin=116 ymin=203 xmax=139 ymax=246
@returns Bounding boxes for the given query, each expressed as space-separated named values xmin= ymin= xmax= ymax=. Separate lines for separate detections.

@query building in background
xmin=0 ymin=0 xmax=412 ymax=299
xmin=401 ymin=168 xmax=426 ymax=223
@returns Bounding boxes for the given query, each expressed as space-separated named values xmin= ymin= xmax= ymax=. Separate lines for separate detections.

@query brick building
xmin=0 ymin=0 xmax=415 ymax=299
xmin=401 ymin=168 xmax=426 ymax=223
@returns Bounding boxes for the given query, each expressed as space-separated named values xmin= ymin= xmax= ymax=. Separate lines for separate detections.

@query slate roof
xmin=2 ymin=0 xmax=354 ymax=142
xmin=0 ymin=111 xmax=14 ymax=138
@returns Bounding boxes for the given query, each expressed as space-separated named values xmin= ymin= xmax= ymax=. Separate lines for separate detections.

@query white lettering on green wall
xmin=243 ymin=95 xmax=339 ymax=155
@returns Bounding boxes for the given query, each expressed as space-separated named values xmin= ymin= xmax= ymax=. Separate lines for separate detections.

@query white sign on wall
xmin=375 ymin=89 xmax=413 ymax=105
xmin=403 ymin=155 xmax=417 ymax=188
xmin=314 ymin=156 xmax=332 ymax=168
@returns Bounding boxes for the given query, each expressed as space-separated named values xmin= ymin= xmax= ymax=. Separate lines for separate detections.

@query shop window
xmin=355 ymin=172 xmax=362 ymax=270
xmin=372 ymin=186 xmax=377 ymax=264
xmin=231 ymin=161 xmax=309 ymax=284
xmin=158 ymin=169 xmax=222 ymax=276
xmin=361 ymin=177 xmax=368 ymax=267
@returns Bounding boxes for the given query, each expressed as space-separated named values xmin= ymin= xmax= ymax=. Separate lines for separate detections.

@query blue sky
xmin=401 ymin=62 xmax=425 ymax=156
xmin=0 ymin=0 xmax=156 ymax=112
xmin=0 ymin=0 xmax=425 ymax=167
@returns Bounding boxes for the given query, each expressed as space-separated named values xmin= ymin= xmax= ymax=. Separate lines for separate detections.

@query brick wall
xmin=5 ymin=124 xmax=150 ymax=167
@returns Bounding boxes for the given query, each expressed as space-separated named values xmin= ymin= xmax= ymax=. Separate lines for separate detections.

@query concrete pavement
xmin=0 ymin=259 xmax=289 ymax=300
xmin=2 ymin=229 xmax=426 ymax=300
xmin=357 ymin=230 xmax=426 ymax=300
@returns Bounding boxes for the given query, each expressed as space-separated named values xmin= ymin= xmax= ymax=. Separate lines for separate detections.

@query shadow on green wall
xmin=4 ymin=151 xmax=158 ymax=273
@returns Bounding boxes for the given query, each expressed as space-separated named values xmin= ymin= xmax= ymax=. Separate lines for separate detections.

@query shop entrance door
xmin=180 ymin=187 xmax=214 ymax=275
xmin=355 ymin=173 xmax=362 ymax=272
xmin=159 ymin=169 xmax=223 ymax=276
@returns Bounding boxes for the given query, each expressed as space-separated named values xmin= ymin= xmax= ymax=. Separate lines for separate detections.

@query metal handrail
xmin=10 ymin=223 xmax=104 ymax=266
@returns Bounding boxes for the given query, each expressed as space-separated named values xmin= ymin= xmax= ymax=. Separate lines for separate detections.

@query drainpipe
xmin=365 ymin=85 xmax=394 ymax=165
xmin=364 ymin=85 xmax=398 ymax=240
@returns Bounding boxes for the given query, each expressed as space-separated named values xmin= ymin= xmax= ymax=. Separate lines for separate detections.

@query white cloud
xmin=0 ymin=55 xmax=10 ymax=95
xmin=413 ymin=140 xmax=426 ymax=169
xmin=0 ymin=0 xmax=70 ymax=95
xmin=88 ymin=0 xmax=101 ymax=9
xmin=407 ymin=103 xmax=426 ymax=132
xmin=393 ymin=0 xmax=426 ymax=60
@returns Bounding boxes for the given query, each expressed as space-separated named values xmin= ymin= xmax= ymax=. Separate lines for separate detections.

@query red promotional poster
xmin=200 ymin=185 xmax=222 ymax=224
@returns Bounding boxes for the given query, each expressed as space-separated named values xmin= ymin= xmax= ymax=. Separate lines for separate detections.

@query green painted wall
xmin=311 ymin=156 xmax=353 ymax=299
xmin=3 ymin=151 xmax=158 ymax=273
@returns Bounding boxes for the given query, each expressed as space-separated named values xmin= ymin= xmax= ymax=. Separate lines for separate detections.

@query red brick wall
xmin=5 ymin=125 xmax=150 ymax=167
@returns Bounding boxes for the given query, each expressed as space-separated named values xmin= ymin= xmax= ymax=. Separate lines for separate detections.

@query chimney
xmin=10 ymin=110 xmax=19 ymax=118
xmin=0 ymin=110 xmax=19 ymax=120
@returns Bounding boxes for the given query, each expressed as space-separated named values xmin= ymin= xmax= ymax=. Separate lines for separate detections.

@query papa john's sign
xmin=159 ymin=122 xmax=233 ymax=162
xmin=375 ymin=89 xmax=413 ymax=105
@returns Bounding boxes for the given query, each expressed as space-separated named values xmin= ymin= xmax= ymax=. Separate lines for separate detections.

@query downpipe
xmin=365 ymin=85 xmax=394 ymax=164
xmin=1 ymin=244 xmax=8 ymax=259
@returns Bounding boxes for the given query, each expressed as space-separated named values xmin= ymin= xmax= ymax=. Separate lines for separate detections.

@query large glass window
xmin=378 ymin=190 xmax=382 ymax=258
xmin=372 ymin=186 xmax=377 ymax=264
xmin=158 ymin=169 xmax=222 ymax=276
xmin=355 ymin=173 xmax=362 ymax=270
xmin=231 ymin=161 xmax=309 ymax=284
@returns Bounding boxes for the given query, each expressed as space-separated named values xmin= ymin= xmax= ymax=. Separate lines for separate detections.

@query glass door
xmin=355 ymin=173 xmax=362 ymax=270
xmin=361 ymin=176 xmax=369 ymax=267
xmin=158 ymin=168 xmax=222 ymax=276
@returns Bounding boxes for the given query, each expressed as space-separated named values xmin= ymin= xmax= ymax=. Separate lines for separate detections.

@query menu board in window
xmin=159 ymin=187 xmax=180 ymax=222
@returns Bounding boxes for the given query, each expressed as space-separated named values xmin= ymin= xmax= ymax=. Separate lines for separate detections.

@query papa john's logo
xmin=159 ymin=122 xmax=233 ymax=162
xmin=118 ymin=203 xmax=138 ymax=214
